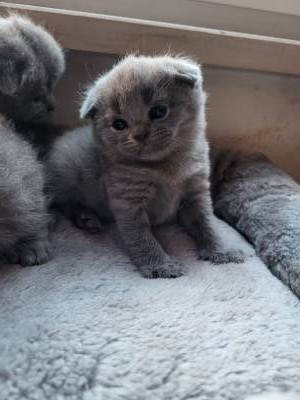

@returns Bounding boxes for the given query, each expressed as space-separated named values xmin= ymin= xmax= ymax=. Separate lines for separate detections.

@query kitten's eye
xmin=149 ymin=105 xmax=168 ymax=120
xmin=112 ymin=119 xmax=128 ymax=131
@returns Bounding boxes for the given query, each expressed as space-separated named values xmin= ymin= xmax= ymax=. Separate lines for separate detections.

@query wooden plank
xmin=5 ymin=0 xmax=300 ymax=40
xmin=203 ymin=0 xmax=300 ymax=16
xmin=1 ymin=2 xmax=300 ymax=76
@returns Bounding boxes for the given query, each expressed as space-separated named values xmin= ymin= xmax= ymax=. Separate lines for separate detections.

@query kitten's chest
xmin=148 ymin=159 xmax=202 ymax=225
xmin=148 ymin=179 xmax=184 ymax=225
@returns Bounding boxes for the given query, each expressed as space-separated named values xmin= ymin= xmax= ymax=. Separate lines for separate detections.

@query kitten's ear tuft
xmin=174 ymin=71 xmax=198 ymax=88
xmin=81 ymin=105 xmax=97 ymax=119
xmin=80 ymin=95 xmax=98 ymax=120
xmin=173 ymin=61 xmax=201 ymax=89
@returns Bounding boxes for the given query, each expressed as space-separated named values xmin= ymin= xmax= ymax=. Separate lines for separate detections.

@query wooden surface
xmin=204 ymin=0 xmax=300 ymax=16
xmin=1 ymin=3 xmax=300 ymax=75
xmin=5 ymin=0 xmax=300 ymax=40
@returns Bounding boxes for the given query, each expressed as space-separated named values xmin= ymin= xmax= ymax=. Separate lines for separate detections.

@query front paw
xmin=198 ymin=248 xmax=245 ymax=264
xmin=19 ymin=239 xmax=52 ymax=267
xmin=73 ymin=209 xmax=104 ymax=234
xmin=139 ymin=259 xmax=187 ymax=279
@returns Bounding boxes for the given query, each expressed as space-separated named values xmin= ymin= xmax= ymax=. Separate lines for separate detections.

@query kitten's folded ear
xmin=173 ymin=60 xmax=202 ymax=89
xmin=80 ymin=88 xmax=98 ymax=119
xmin=0 ymin=47 xmax=34 ymax=96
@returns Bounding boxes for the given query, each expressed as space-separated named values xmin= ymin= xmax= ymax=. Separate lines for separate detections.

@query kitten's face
xmin=10 ymin=72 xmax=59 ymax=123
xmin=81 ymin=56 xmax=205 ymax=162
xmin=0 ymin=16 xmax=65 ymax=123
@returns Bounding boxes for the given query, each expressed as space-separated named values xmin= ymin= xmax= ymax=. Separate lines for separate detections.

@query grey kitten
xmin=48 ymin=55 xmax=244 ymax=278
xmin=0 ymin=15 xmax=65 ymax=266
xmin=212 ymin=149 xmax=300 ymax=298
xmin=0 ymin=15 xmax=65 ymax=157
xmin=0 ymin=14 xmax=64 ymax=123
xmin=0 ymin=116 xmax=50 ymax=266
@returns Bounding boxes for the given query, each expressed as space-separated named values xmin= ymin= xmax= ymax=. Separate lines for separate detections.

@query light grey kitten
xmin=0 ymin=15 xmax=65 ymax=157
xmin=48 ymin=55 xmax=244 ymax=278
xmin=0 ymin=116 xmax=50 ymax=266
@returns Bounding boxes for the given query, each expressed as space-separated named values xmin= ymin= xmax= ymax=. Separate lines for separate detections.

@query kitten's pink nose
xmin=131 ymin=130 xmax=149 ymax=142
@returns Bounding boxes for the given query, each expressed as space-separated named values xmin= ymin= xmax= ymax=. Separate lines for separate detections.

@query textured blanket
xmin=1 ymin=219 xmax=300 ymax=400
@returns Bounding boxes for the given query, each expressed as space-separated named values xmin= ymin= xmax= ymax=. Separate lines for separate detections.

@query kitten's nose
xmin=132 ymin=130 xmax=149 ymax=142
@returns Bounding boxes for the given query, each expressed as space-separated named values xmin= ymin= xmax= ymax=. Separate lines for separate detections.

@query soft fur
xmin=0 ymin=14 xmax=65 ymax=123
xmin=0 ymin=15 xmax=66 ymax=266
xmin=247 ymin=394 xmax=300 ymax=400
xmin=47 ymin=55 xmax=244 ymax=278
xmin=0 ymin=116 xmax=50 ymax=266
xmin=1 ymin=218 xmax=300 ymax=400
xmin=0 ymin=15 xmax=66 ymax=157
xmin=212 ymin=150 xmax=300 ymax=298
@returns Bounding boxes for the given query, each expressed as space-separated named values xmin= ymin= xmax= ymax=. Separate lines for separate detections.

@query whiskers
xmin=150 ymin=128 xmax=170 ymax=139
xmin=122 ymin=137 xmax=140 ymax=152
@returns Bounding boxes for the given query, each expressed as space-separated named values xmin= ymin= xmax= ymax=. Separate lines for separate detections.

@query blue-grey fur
xmin=212 ymin=150 xmax=300 ymax=298
xmin=0 ymin=14 xmax=65 ymax=124
xmin=0 ymin=116 xmax=50 ymax=266
xmin=47 ymin=55 xmax=245 ymax=278
xmin=0 ymin=15 xmax=65 ymax=265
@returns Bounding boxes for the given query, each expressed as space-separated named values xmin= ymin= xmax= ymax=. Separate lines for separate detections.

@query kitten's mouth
xmin=127 ymin=140 xmax=171 ymax=161
xmin=19 ymin=111 xmax=52 ymax=124
xmin=121 ymin=131 xmax=173 ymax=160
xmin=33 ymin=112 xmax=52 ymax=123
xmin=137 ymin=143 xmax=146 ymax=156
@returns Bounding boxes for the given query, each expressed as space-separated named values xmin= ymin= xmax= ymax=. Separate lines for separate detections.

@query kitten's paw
xmin=198 ymin=248 xmax=245 ymax=264
xmin=73 ymin=209 xmax=104 ymax=234
xmin=19 ymin=240 xmax=52 ymax=267
xmin=139 ymin=259 xmax=187 ymax=279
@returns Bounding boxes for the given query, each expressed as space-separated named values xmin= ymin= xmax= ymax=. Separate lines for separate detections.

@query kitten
xmin=48 ymin=55 xmax=244 ymax=278
xmin=0 ymin=15 xmax=65 ymax=157
xmin=0 ymin=15 xmax=65 ymax=266
xmin=0 ymin=115 xmax=50 ymax=266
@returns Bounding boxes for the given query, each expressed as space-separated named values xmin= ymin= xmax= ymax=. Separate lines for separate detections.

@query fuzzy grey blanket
xmin=1 ymin=218 xmax=300 ymax=400
xmin=213 ymin=152 xmax=300 ymax=299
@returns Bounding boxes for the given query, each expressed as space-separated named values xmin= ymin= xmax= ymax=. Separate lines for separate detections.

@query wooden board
xmin=5 ymin=0 xmax=300 ymax=41
xmin=1 ymin=2 xmax=300 ymax=76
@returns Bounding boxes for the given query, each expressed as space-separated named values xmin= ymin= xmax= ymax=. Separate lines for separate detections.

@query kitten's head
xmin=0 ymin=15 xmax=65 ymax=123
xmin=81 ymin=55 xmax=206 ymax=162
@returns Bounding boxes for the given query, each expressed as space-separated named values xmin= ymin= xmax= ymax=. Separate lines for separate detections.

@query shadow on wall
xmin=53 ymin=50 xmax=118 ymax=126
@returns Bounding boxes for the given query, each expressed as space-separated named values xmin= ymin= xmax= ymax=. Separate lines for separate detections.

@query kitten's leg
xmin=178 ymin=179 xmax=245 ymax=264
xmin=18 ymin=238 xmax=52 ymax=267
xmin=111 ymin=202 xmax=186 ymax=278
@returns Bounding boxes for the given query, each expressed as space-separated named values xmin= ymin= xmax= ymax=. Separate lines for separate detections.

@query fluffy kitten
xmin=48 ymin=55 xmax=244 ymax=278
xmin=0 ymin=116 xmax=50 ymax=266
xmin=0 ymin=15 xmax=65 ymax=266
xmin=0 ymin=15 xmax=65 ymax=156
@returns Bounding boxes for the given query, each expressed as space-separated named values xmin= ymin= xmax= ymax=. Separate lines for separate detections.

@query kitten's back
xmin=0 ymin=117 xmax=49 ymax=254
xmin=46 ymin=125 xmax=106 ymax=215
